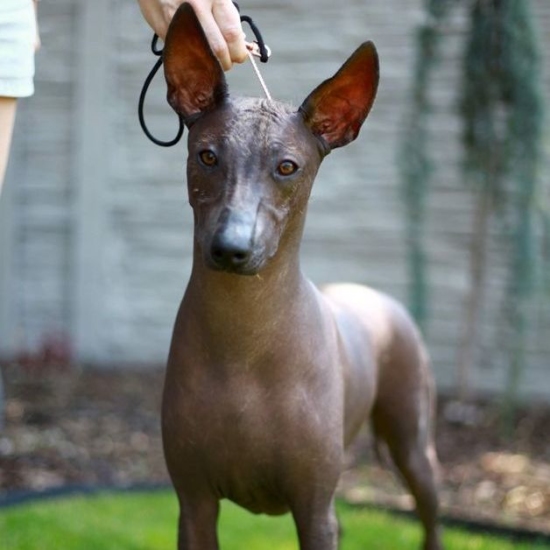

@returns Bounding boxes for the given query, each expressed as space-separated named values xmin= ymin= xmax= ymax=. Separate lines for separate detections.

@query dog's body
xmin=161 ymin=5 xmax=442 ymax=549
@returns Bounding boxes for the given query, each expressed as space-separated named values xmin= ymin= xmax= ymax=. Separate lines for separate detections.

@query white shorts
xmin=0 ymin=1 xmax=36 ymax=98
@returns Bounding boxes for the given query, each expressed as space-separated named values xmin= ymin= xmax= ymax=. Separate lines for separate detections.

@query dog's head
xmin=164 ymin=3 xmax=379 ymax=276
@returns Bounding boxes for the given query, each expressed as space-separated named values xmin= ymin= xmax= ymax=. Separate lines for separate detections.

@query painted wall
xmin=0 ymin=0 xmax=549 ymax=397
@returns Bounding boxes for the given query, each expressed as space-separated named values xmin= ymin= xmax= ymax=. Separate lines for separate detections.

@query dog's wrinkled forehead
xmin=188 ymin=97 xmax=310 ymax=150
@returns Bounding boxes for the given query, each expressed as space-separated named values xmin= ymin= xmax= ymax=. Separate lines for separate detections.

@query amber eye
xmin=277 ymin=160 xmax=298 ymax=176
xmin=199 ymin=150 xmax=218 ymax=167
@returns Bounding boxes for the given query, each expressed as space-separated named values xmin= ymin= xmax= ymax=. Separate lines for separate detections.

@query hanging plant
xmin=458 ymin=0 xmax=545 ymax=419
xmin=401 ymin=0 xmax=547 ymax=410
xmin=399 ymin=0 xmax=455 ymax=331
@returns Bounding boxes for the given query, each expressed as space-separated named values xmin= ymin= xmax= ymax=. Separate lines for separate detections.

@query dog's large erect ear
xmin=299 ymin=42 xmax=379 ymax=150
xmin=163 ymin=3 xmax=227 ymax=120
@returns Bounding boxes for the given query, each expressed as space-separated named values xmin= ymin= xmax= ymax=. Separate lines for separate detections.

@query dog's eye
xmin=277 ymin=160 xmax=298 ymax=176
xmin=198 ymin=150 xmax=218 ymax=167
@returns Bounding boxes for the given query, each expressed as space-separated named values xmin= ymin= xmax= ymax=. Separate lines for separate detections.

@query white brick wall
xmin=0 ymin=0 xmax=549 ymax=397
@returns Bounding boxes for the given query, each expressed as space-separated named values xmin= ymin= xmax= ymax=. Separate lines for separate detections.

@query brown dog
xmin=160 ymin=4 xmax=442 ymax=549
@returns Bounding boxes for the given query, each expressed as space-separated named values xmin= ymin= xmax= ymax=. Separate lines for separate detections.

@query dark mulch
xmin=1 ymin=365 xmax=549 ymax=535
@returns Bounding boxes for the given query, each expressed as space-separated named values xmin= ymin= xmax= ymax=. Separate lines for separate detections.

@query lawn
xmin=0 ymin=490 xmax=548 ymax=550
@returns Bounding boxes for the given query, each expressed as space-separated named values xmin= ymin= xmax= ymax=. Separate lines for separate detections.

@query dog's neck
xmin=182 ymin=217 xmax=321 ymax=369
xmin=187 ymin=215 xmax=308 ymax=311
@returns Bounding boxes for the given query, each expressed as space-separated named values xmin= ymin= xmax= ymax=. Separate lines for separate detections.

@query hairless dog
xmin=160 ymin=4 xmax=443 ymax=549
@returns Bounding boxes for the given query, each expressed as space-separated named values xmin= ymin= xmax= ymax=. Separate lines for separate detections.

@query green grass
xmin=0 ymin=490 xmax=548 ymax=549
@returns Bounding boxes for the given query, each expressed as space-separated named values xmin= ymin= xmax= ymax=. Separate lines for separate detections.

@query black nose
xmin=210 ymin=230 xmax=251 ymax=270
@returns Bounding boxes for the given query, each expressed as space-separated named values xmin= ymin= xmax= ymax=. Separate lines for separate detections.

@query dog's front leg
xmin=292 ymin=498 xmax=340 ymax=550
xmin=176 ymin=496 xmax=220 ymax=550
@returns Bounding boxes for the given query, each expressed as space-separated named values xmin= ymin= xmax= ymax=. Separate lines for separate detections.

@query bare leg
xmin=0 ymin=96 xmax=17 ymax=432
xmin=292 ymin=498 xmax=340 ymax=550
xmin=388 ymin=441 xmax=442 ymax=550
xmin=0 ymin=97 xmax=17 ymax=194
xmin=177 ymin=496 xmax=220 ymax=550
xmin=372 ymin=398 xmax=442 ymax=550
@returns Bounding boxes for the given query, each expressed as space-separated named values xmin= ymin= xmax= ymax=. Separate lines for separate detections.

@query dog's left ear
xmin=163 ymin=3 xmax=228 ymax=121
xmin=300 ymin=42 xmax=379 ymax=150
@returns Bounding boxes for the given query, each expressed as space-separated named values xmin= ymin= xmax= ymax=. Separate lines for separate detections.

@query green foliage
xmin=1 ymin=492 xmax=550 ymax=550
xmin=399 ymin=0 xmax=454 ymax=330
xmin=402 ymin=0 xmax=547 ymax=402
xmin=460 ymin=0 xmax=545 ymax=422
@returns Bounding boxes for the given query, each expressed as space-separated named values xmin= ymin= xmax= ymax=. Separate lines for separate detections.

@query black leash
xmin=138 ymin=34 xmax=183 ymax=147
xmin=138 ymin=3 xmax=270 ymax=147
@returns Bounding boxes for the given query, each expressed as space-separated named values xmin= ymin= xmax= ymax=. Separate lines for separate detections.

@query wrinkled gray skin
xmin=161 ymin=4 xmax=442 ymax=550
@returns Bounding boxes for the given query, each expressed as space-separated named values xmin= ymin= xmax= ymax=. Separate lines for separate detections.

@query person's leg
xmin=0 ymin=96 xmax=17 ymax=428
xmin=0 ymin=96 xmax=18 ymax=194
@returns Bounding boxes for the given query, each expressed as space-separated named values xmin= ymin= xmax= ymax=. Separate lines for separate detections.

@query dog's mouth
xmin=209 ymin=264 xmax=262 ymax=277
xmin=200 ymin=215 xmax=281 ymax=276
xmin=203 ymin=249 xmax=266 ymax=276
xmin=206 ymin=261 xmax=263 ymax=277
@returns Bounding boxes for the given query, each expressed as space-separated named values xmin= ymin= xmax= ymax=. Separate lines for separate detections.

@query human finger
xmin=137 ymin=0 xmax=183 ymax=41
xmin=193 ymin=7 xmax=233 ymax=70
xmin=212 ymin=0 xmax=248 ymax=65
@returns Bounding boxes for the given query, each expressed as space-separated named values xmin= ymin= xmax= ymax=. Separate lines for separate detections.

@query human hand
xmin=137 ymin=0 xmax=248 ymax=71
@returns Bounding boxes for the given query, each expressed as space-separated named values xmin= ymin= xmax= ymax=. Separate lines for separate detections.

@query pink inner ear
xmin=301 ymin=42 xmax=379 ymax=149
xmin=163 ymin=3 xmax=227 ymax=119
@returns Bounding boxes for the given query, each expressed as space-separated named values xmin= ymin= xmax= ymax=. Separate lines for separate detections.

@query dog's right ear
xmin=163 ymin=3 xmax=228 ymax=122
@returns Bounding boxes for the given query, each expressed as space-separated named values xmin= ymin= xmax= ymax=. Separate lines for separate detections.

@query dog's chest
xmin=163 ymin=365 xmax=343 ymax=512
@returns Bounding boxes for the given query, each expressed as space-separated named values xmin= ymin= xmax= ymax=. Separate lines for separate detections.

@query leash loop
xmin=138 ymin=34 xmax=184 ymax=147
xmin=138 ymin=3 xmax=271 ymax=147
xmin=151 ymin=33 xmax=163 ymax=56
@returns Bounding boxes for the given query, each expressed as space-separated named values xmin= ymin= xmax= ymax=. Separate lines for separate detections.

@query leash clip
xmin=247 ymin=41 xmax=272 ymax=60
xmin=234 ymin=3 xmax=272 ymax=100
xmin=234 ymin=2 xmax=270 ymax=63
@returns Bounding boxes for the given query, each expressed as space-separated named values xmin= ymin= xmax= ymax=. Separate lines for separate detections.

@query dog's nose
xmin=210 ymin=230 xmax=252 ymax=270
